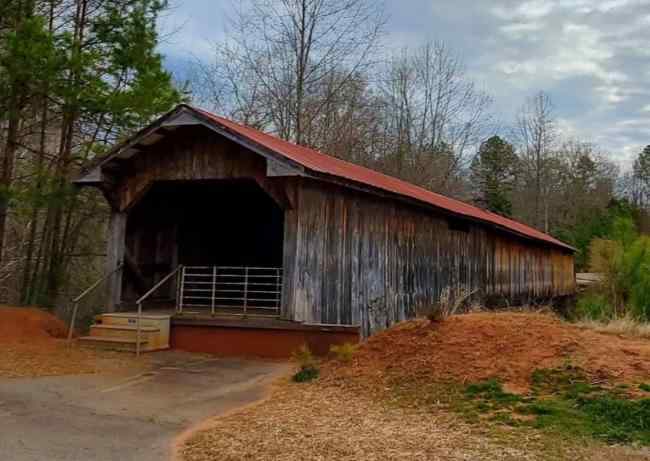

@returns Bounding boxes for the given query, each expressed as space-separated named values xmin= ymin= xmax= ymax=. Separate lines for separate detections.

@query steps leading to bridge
xmin=79 ymin=313 xmax=171 ymax=352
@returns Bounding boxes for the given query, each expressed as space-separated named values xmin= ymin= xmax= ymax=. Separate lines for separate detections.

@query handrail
xmin=67 ymin=262 xmax=124 ymax=344
xmin=135 ymin=265 xmax=183 ymax=356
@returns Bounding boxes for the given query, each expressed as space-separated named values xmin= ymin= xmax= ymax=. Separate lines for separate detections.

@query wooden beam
xmin=105 ymin=211 xmax=127 ymax=312
xmin=124 ymin=248 xmax=148 ymax=295
xmin=120 ymin=180 xmax=153 ymax=212
xmin=255 ymin=178 xmax=293 ymax=210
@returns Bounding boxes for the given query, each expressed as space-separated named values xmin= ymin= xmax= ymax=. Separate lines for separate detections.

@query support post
xmin=243 ymin=267 xmax=249 ymax=317
xmin=67 ymin=302 xmax=79 ymax=345
xmin=136 ymin=301 xmax=142 ymax=357
xmin=211 ymin=266 xmax=216 ymax=315
xmin=105 ymin=211 xmax=127 ymax=312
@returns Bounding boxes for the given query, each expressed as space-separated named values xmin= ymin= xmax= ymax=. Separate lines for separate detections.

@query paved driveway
xmin=0 ymin=351 xmax=290 ymax=461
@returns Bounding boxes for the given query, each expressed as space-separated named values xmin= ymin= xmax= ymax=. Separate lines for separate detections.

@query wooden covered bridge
xmin=74 ymin=104 xmax=575 ymax=356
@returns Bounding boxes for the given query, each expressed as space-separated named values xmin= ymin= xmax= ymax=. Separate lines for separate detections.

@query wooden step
xmin=89 ymin=313 xmax=171 ymax=351
xmin=78 ymin=336 xmax=148 ymax=352
xmin=99 ymin=313 xmax=171 ymax=327
xmin=91 ymin=324 xmax=159 ymax=332
xmin=90 ymin=324 xmax=159 ymax=341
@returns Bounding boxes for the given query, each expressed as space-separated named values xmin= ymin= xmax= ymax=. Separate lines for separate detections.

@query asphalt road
xmin=0 ymin=351 xmax=289 ymax=461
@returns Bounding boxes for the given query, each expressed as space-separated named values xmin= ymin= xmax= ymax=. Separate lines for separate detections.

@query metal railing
xmin=177 ymin=266 xmax=283 ymax=316
xmin=67 ymin=262 xmax=124 ymax=345
xmin=134 ymin=265 xmax=184 ymax=356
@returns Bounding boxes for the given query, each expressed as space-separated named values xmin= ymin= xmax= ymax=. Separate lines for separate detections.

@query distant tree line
xmin=1 ymin=0 xmax=648 ymax=308
xmin=188 ymin=0 xmax=649 ymax=272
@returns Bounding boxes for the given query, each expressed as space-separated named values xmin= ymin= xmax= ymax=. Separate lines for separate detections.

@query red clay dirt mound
xmin=0 ymin=306 xmax=147 ymax=378
xmin=0 ymin=306 xmax=68 ymax=342
xmin=326 ymin=312 xmax=650 ymax=394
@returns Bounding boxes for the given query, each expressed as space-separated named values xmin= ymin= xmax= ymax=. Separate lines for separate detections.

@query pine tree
xmin=470 ymin=136 xmax=518 ymax=217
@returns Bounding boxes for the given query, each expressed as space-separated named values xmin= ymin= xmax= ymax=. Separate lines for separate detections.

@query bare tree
xmin=552 ymin=140 xmax=618 ymax=231
xmin=515 ymin=91 xmax=557 ymax=231
xmin=374 ymin=41 xmax=494 ymax=195
xmin=194 ymin=0 xmax=386 ymax=146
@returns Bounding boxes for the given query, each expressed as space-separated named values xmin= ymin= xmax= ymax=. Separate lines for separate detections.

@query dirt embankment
xmin=0 ymin=306 xmax=68 ymax=342
xmin=182 ymin=313 xmax=650 ymax=461
xmin=0 ymin=306 xmax=145 ymax=378
xmin=325 ymin=312 xmax=650 ymax=394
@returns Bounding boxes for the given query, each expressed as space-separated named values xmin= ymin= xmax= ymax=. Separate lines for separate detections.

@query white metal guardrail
xmin=177 ymin=266 xmax=283 ymax=316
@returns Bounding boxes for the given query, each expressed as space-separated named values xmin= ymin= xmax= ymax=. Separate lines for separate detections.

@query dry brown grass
xmin=576 ymin=316 xmax=650 ymax=340
xmin=182 ymin=376 xmax=650 ymax=461
xmin=0 ymin=340 xmax=149 ymax=378
xmin=182 ymin=379 xmax=537 ymax=461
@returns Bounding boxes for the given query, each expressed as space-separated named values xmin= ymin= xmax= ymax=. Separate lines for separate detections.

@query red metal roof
xmin=192 ymin=106 xmax=573 ymax=252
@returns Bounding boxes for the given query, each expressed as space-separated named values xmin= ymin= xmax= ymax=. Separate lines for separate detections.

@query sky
xmin=158 ymin=0 xmax=650 ymax=168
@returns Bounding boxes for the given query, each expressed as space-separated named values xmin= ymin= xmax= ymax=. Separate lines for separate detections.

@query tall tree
xmin=374 ymin=42 xmax=494 ymax=196
xmin=515 ymin=91 xmax=557 ymax=232
xmin=195 ymin=0 xmax=386 ymax=146
xmin=632 ymin=145 xmax=650 ymax=208
xmin=0 ymin=0 xmax=181 ymax=306
xmin=470 ymin=136 xmax=518 ymax=216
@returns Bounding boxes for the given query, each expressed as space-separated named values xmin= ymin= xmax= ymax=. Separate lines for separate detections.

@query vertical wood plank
xmin=106 ymin=211 xmax=127 ymax=312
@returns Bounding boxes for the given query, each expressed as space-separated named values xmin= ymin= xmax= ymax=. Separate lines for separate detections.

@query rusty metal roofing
xmin=194 ymin=105 xmax=573 ymax=252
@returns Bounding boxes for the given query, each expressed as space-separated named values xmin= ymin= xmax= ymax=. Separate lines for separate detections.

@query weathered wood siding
xmin=105 ymin=127 xmax=575 ymax=328
xmin=283 ymin=179 xmax=575 ymax=336
xmin=116 ymin=127 xmax=267 ymax=211
xmin=117 ymin=127 xmax=271 ymax=301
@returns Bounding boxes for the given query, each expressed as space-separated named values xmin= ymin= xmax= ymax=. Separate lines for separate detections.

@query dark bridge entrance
xmin=125 ymin=179 xmax=285 ymax=306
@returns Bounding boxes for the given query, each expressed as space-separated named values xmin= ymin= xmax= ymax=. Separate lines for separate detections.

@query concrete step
xmin=78 ymin=336 xmax=148 ymax=352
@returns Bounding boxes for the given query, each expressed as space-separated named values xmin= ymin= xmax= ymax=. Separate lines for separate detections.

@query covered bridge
xmin=75 ymin=104 xmax=575 ymax=355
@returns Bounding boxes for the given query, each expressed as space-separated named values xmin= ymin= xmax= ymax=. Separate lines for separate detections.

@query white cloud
xmin=491 ymin=0 xmax=555 ymax=20
xmin=499 ymin=22 xmax=544 ymax=37
xmin=158 ymin=0 xmax=650 ymax=168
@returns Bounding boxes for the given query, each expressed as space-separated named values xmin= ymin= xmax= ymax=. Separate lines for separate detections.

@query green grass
xmin=385 ymin=364 xmax=650 ymax=447
xmin=463 ymin=366 xmax=650 ymax=445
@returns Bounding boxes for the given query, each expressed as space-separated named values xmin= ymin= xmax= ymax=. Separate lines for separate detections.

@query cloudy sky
xmin=158 ymin=0 xmax=650 ymax=167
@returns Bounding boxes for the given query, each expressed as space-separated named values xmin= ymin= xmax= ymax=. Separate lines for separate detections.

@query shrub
xmin=579 ymin=222 xmax=650 ymax=322
xmin=329 ymin=342 xmax=357 ymax=363
xmin=291 ymin=344 xmax=319 ymax=382
xmin=292 ymin=366 xmax=319 ymax=382
xmin=575 ymin=292 xmax=613 ymax=320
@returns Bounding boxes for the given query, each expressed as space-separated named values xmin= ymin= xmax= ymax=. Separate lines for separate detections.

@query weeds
xmin=575 ymin=316 xmax=650 ymax=339
xmin=292 ymin=344 xmax=319 ymax=383
xmin=293 ymin=366 xmax=319 ymax=382
xmin=329 ymin=343 xmax=357 ymax=363
xmin=418 ymin=286 xmax=477 ymax=322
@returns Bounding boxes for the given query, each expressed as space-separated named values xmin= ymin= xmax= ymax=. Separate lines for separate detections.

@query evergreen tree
xmin=0 ymin=0 xmax=182 ymax=305
xmin=470 ymin=136 xmax=518 ymax=216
